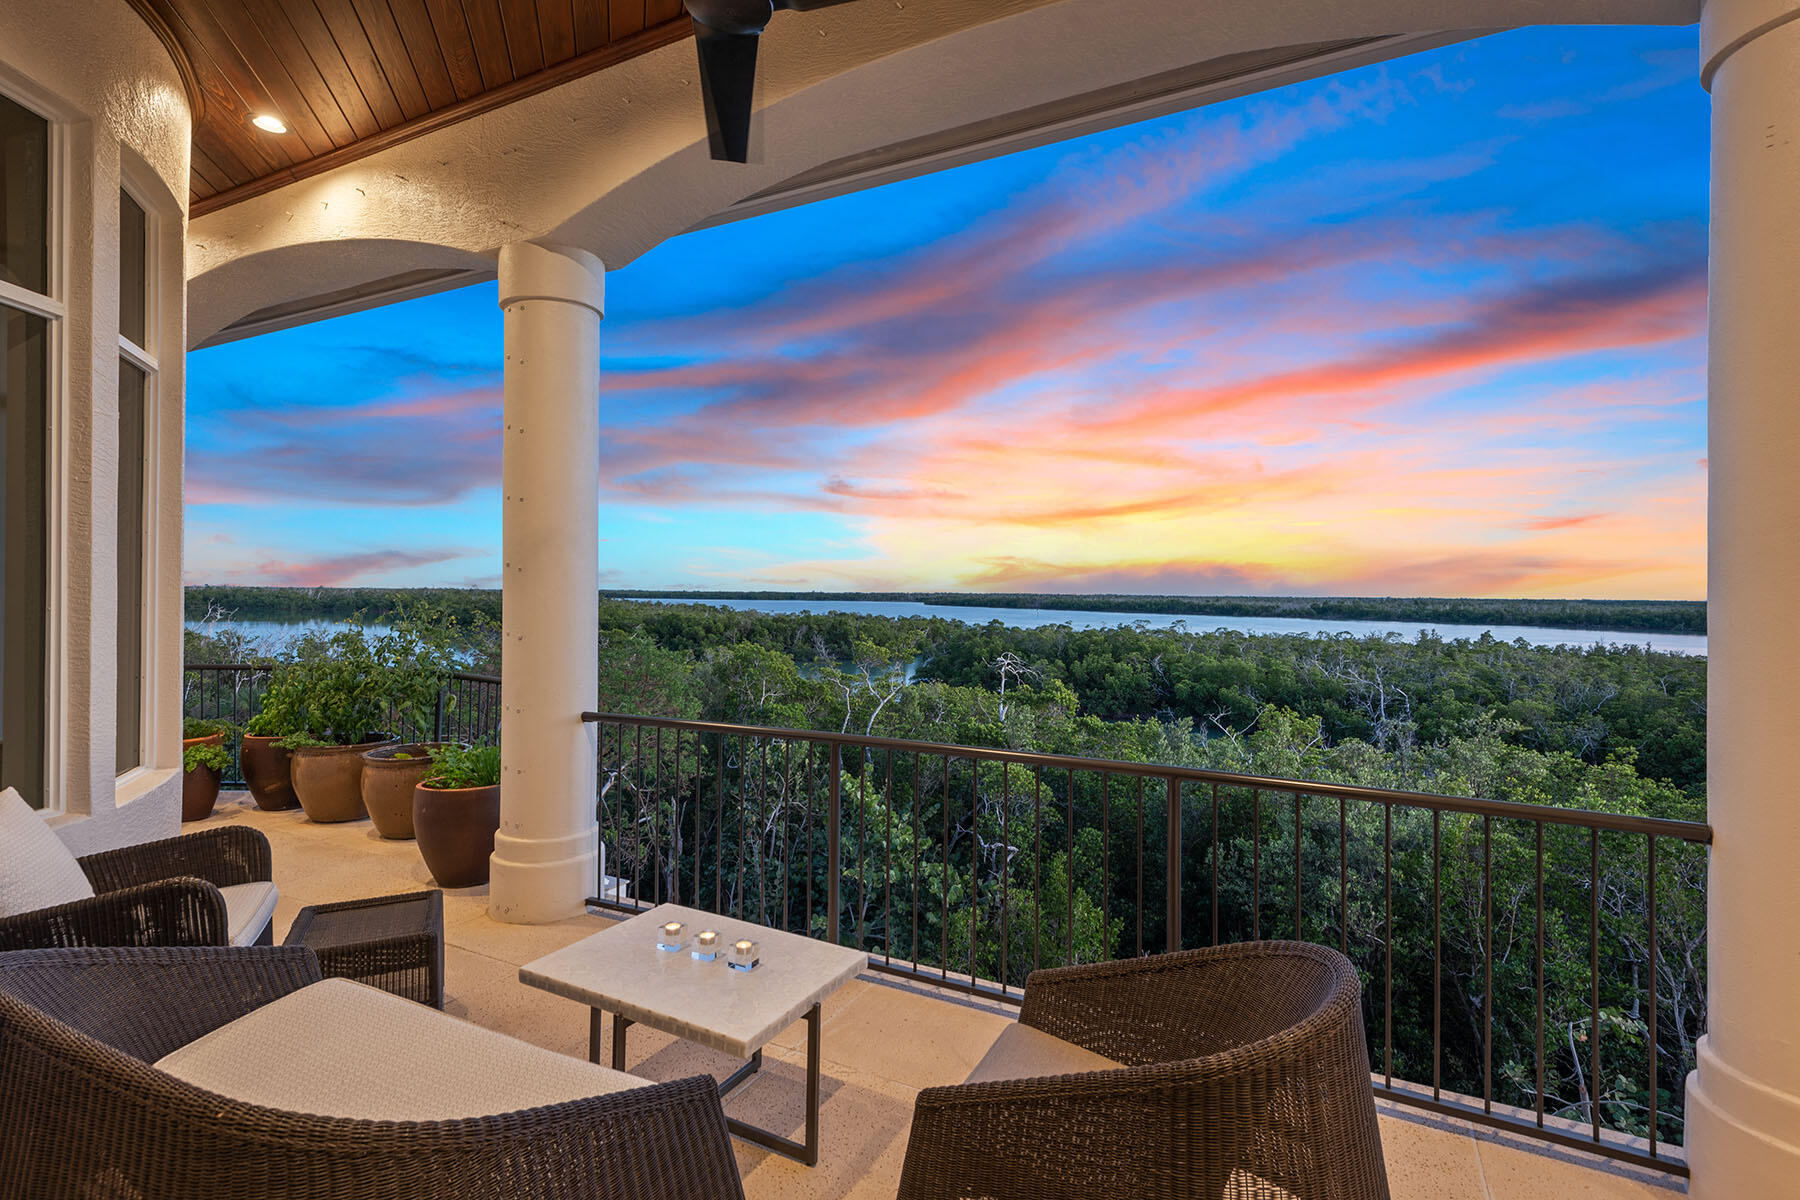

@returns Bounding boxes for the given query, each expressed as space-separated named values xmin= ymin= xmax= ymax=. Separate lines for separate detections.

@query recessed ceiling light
xmin=251 ymin=114 xmax=288 ymax=134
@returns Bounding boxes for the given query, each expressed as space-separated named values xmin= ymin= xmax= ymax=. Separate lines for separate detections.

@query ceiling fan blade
xmin=684 ymin=0 xmax=864 ymax=162
xmin=693 ymin=22 xmax=762 ymax=163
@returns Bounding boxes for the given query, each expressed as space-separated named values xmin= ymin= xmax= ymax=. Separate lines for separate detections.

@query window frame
xmin=114 ymin=167 xmax=161 ymax=784
xmin=0 ymin=69 xmax=68 ymax=812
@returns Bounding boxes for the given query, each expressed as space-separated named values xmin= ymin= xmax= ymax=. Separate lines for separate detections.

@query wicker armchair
xmin=0 ymin=825 xmax=272 ymax=951
xmin=0 ymin=945 xmax=747 ymax=1200
xmin=898 ymin=941 xmax=1390 ymax=1200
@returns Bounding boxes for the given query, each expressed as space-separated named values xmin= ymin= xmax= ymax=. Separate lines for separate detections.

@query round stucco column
xmin=1688 ymin=2 xmax=1800 ymax=1193
xmin=489 ymin=242 xmax=605 ymax=924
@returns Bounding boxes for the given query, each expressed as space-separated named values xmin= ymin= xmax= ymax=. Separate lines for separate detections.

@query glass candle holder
xmin=657 ymin=920 xmax=687 ymax=952
xmin=728 ymin=938 xmax=760 ymax=972
xmin=692 ymin=930 xmax=721 ymax=962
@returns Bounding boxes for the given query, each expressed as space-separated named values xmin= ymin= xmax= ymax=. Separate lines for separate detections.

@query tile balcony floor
xmin=207 ymin=792 xmax=1686 ymax=1200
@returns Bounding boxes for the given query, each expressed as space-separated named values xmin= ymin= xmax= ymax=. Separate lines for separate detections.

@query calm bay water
xmin=190 ymin=601 xmax=1705 ymax=656
xmin=642 ymin=598 xmax=1708 ymax=655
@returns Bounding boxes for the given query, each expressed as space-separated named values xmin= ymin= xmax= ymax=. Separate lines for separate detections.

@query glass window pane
xmin=1 ymin=302 xmax=49 ymax=806
xmin=0 ymin=95 xmax=49 ymax=296
xmin=119 ymin=191 xmax=146 ymax=348
xmin=116 ymin=360 xmax=146 ymax=775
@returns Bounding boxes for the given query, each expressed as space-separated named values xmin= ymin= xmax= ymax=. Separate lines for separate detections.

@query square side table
xmin=284 ymin=890 xmax=445 ymax=1009
xmin=520 ymin=903 xmax=868 ymax=1165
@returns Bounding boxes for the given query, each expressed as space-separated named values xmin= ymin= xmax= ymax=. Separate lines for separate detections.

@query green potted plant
xmin=413 ymin=743 xmax=501 ymax=888
xmin=182 ymin=741 xmax=232 ymax=822
xmin=362 ymin=742 xmax=463 ymax=839
xmin=273 ymin=621 xmax=448 ymax=824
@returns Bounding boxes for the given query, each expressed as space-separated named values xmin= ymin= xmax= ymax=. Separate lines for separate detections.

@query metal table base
xmin=591 ymin=1002 xmax=823 ymax=1167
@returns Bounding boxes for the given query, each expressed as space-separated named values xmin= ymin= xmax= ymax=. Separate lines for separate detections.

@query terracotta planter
xmin=181 ymin=761 xmax=223 ymax=821
xmin=361 ymin=743 xmax=459 ymax=839
xmin=291 ymin=735 xmax=398 ymax=823
xmin=413 ymin=783 xmax=501 ymax=887
xmin=239 ymin=735 xmax=299 ymax=811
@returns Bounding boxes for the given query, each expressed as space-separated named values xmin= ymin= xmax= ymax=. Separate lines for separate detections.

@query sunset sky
xmin=186 ymin=25 xmax=1709 ymax=599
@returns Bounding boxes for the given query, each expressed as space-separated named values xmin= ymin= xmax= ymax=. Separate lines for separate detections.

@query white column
xmin=1688 ymin=3 xmax=1800 ymax=1194
xmin=489 ymin=242 xmax=605 ymax=924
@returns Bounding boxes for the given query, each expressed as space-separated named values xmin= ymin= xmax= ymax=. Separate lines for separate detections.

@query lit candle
xmin=729 ymin=938 xmax=760 ymax=972
xmin=692 ymin=930 xmax=720 ymax=961
xmin=657 ymin=920 xmax=687 ymax=951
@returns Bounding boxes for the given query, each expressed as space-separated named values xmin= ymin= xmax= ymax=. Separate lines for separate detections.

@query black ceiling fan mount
xmin=684 ymin=0 xmax=862 ymax=163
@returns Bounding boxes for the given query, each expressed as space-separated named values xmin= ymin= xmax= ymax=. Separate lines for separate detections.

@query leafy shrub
xmin=183 ymin=742 xmax=232 ymax=774
xmin=421 ymin=744 xmax=500 ymax=790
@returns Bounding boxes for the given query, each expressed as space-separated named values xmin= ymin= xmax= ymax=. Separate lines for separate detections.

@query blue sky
xmin=186 ymin=25 xmax=1708 ymax=598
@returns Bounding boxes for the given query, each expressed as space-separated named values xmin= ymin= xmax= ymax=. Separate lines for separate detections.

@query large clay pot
xmin=179 ymin=731 xmax=226 ymax=822
xmin=291 ymin=735 xmax=397 ymax=823
xmin=361 ymin=743 xmax=459 ymax=839
xmin=240 ymin=735 xmax=299 ymax=811
xmin=181 ymin=754 xmax=224 ymax=822
xmin=413 ymin=783 xmax=501 ymax=887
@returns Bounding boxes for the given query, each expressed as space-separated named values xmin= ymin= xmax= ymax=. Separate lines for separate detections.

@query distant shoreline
xmin=184 ymin=586 xmax=1707 ymax=637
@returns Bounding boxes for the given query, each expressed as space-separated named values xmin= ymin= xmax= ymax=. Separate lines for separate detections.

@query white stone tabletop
xmin=519 ymin=904 xmax=870 ymax=1059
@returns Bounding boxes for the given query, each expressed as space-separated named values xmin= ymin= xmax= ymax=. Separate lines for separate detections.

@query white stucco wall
xmin=0 ymin=0 xmax=190 ymax=853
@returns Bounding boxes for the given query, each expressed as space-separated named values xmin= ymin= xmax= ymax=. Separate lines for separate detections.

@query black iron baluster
xmin=942 ymin=755 xmax=951 ymax=981
xmin=1253 ymin=789 xmax=1262 ymax=942
xmin=1648 ymin=834 xmax=1659 ymax=1158
xmin=780 ymin=740 xmax=793 ymax=934
xmin=1294 ymin=791 xmax=1303 ymax=940
xmin=1066 ymin=767 xmax=1076 ymax=965
xmin=912 ymin=752 xmax=921 ymax=973
xmin=1034 ymin=768 xmax=1043 ymax=972
xmin=969 ymin=758 xmax=979 ymax=984
xmin=884 ymin=749 xmax=894 ymax=967
xmin=1338 ymin=795 xmax=1348 ymax=955
xmin=1099 ymin=773 xmax=1109 ymax=968
xmin=759 ymin=737 xmax=770 ymax=927
xmin=1590 ymin=827 xmax=1601 ymax=1144
xmin=1433 ymin=808 xmax=1441 ymax=1102
xmin=715 ymin=732 xmax=725 ymax=913
xmin=1136 ymin=776 xmax=1145 ymax=956
xmin=1536 ymin=821 xmax=1545 ymax=1129
xmin=1384 ymin=803 xmax=1392 ymax=1087
xmin=1483 ymin=814 xmax=1492 ymax=1116
xmin=653 ymin=726 xmax=663 ymax=904
xmin=1165 ymin=776 xmax=1181 ymax=954
xmin=1000 ymin=762 xmax=1010 ymax=994
xmin=827 ymin=741 xmax=841 ymax=945
xmin=1211 ymin=783 xmax=1220 ymax=947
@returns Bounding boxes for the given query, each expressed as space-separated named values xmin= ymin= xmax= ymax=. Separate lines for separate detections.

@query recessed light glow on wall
xmin=251 ymin=114 xmax=288 ymax=134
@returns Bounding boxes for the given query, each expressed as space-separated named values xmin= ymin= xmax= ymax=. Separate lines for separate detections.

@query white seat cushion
xmin=964 ymin=1021 xmax=1123 ymax=1084
xmin=219 ymin=881 xmax=278 ymax=946
xmin=156 ymin=978 xmax=650 ymax=1120
xmin=0 ymin=787 xmax=95 ymax=918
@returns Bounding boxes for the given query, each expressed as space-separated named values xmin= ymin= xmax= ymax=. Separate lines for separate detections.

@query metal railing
xmin=182 ymin=661 xmax=1709 ymax=1174
xmin=182 ymin=663 xmax=503 ymax=784
xmin=581 ymin=711 xmax=1709 ymax=1177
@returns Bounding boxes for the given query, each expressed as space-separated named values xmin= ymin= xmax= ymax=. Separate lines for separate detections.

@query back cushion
xmin=0 ymin=787 xmax=96 ymax=917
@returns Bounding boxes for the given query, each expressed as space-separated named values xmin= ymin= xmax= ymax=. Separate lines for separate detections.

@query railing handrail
xmin=581 ymin=710 xmax=1712 ymax=844
xmin=187 ymin=663 xmax=504 ymax=686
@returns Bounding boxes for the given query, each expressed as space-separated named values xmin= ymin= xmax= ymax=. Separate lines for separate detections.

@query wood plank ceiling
xmin=127 ymin=0 xmax=693 ymax=216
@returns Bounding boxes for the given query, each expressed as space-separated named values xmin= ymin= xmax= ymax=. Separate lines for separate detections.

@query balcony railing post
xmin=1166 ymin=775 xmax=1182 ymax=953
xmin=827 ymin=742 xmax=842 ymax=945
xmin=433 ymin=686 xmax=446 ymax=743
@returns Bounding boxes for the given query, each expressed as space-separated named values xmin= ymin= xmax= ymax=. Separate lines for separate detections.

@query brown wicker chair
xmin=0 ymin=945 xmax=747 ymax=1200
xmin=898 ymin=941 xmax=1390 ymax=1200
xmin=0 ymin=825 xmax=272 ymax=951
